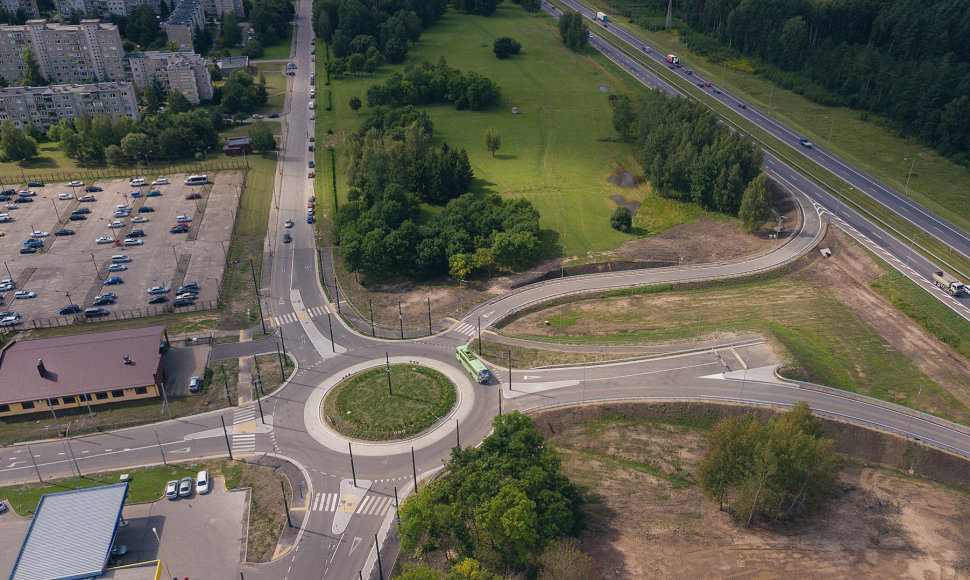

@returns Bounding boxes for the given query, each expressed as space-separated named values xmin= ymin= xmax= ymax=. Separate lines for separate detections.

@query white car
xmin=68 ymin=180 xmax=84 ymax=187
xmin=175 ymin=215 xmax=191 ymax=223
xmin=197 ymin=470 xmax=210 ymax=494
xmin=57 ymin=193 xmax=74 ymax=200
xmin=29 ymin=231 xmax=49 ymax=238
xmin=151 ymin=178 xmax=169 ymax=186
xmin=309 ymin=114 xmax=315 ymax=120
xmin=122 ymin=238 xmax=143 ymax=246
xmin=129 ymin=178 xmax=146 ymax=187
xmin=108 ymin=264 xmax=127 ymax=272
xmin=0 ymin=315 xmax=19 ymax=326
xmin=108 ymin=221 xmax=125 ymax=228
xmin=284 ymin=219 xmax=293 ymax=228
xmin=132 ymin=216 xmax=149 ymax=223
xmin=147 ymin=285 xmax=169 ymax=294
xmin=14 ymin=291 xmax=36 ymax=299
xmin=96 ymin=236 xmax=114 ymax=244
xmin=252 ymin=113 xmax=263 ymax=119
xmin=0 ymin=213 xmax=11 ymax=222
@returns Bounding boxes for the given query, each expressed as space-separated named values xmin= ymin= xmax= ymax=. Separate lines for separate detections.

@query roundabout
xmin=323 ymin=363 xmax=457 ymax=441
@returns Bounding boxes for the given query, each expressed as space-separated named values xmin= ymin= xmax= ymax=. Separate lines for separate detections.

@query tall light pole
xmin=2 ymin=260 xmax=12 ymax=281
xmin=88 ymin=252 xmax=102 ymax=281
xmin=825 ymin=116 xmax=835 ymax=147
xmin=49 ymin=197 xmax=60 ymax=222
xmin=903 ymin=157 xmax=916 ymax=197
xmin=904 ymin=231 xmax=924 ymax=273
xmin=151 ymin=527 xmax=172 ymax=580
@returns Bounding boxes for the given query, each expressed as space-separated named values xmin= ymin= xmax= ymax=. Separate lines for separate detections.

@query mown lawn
xmin=322 ymin=5 xmax=727 ymax=259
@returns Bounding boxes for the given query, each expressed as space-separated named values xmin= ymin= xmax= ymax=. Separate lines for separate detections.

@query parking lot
xmin=0 ymin=171 xmax=243 ymax=328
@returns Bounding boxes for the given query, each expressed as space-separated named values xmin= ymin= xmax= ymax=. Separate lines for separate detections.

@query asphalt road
xmin=4 ymin=4 xmax=970 ymax=580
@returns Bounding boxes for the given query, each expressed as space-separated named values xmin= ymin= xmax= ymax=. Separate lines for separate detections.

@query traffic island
xmin=323 ymin=364 xmax=457 ymax=441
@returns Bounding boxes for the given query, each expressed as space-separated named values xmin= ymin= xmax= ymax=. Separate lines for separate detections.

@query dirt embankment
xmin=533 ymin=402 xmax=970 ymax=579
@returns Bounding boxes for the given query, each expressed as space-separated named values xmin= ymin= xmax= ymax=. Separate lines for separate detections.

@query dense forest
xmin=605 ymin=0 xmax=970 ymax=165
xmin=611 ymin=90 xmax=763 ymax=215
xmin=313 ymin=0 xmax=447 ymax=64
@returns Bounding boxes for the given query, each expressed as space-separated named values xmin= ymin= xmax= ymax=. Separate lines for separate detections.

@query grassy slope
xmin=324 ymin=6 xmax=721 ymax=258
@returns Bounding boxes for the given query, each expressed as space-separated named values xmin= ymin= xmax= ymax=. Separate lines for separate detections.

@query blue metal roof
xmin=9 ymin=482 xmax=128 ymax=580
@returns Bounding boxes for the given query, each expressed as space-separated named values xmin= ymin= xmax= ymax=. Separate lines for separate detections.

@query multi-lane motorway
xmin=3 ymin=3 xmax=970 ymax=579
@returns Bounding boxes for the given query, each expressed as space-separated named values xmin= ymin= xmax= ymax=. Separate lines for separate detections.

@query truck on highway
xmin=666 ymin=54 xmax=680 ymax=66
xmin=596 ymin=11 xmax=608 ymax=21
xmin=933 ymin=271 xmax=965 ymax=296
xmin=799 ymin=138 xmax=813 ymax=148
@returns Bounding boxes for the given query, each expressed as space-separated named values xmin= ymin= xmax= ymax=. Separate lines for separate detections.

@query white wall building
xmin=124 ymin=50 xmax=213 ymax=104
xmin=0 ymin=20 xmax=125 ymax=85
xmin=0 ymin=82 xmax=139 ymax=131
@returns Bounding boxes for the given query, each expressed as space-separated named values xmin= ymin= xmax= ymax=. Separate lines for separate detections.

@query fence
xmin=14 ymin=299 xmax=219 ymax=331
xmin=0 ymin=159 xmax=248 ymax=185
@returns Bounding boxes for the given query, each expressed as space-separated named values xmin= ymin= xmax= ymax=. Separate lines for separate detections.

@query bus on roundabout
xmin=456 ymin=345 xmax=490 ymax=383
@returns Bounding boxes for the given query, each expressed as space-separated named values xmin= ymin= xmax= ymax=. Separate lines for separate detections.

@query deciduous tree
xmin=484 ymin=128 xmax=500 ymax=157
xmin=739 ymin=172 xmax=772 ymax=232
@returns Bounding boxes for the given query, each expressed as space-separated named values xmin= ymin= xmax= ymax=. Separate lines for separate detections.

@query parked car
xmin=0 ymin=314 xmax=21 ymax=326
xmin=129 ymin=178 xmax=146 ymax=186
xmin=84 ymin=307 xmax=109 ymax=318
xmin=108 ymin=264 xmax=127 ymax=272
xmin=108 ymin=221 xmax=124 ymax=228
xmin=178 ymin=476 xmax=193 ymax=497
xmin=252 ymin=113 xmax=263 ymax=119
xmin=185 ymin=193 xmax=201 ymax=200
xmin=308 ymin=160 xmax=315 ymax=168
xmin=308 ymin=145 xmax=314 ymax=152
xmin=132 ymin=216 xmax=149 ymax=223
xmin=188 ymin=376 xmax=201 ymax=392
xmin=59 ymin=304 xmax=80 ymax=315
xmin=165 ymin=480 xmax=179 ymax=499
xmin=197 ymin=470 xmax=210 ymax=494
xmin=283 ymin=233 xmax=292 ymax=243
xmin=0 ymin=279 xmax=14 ymax=291
xmin=57 ymin=193 xmax=74 ymax=200
xmin=92 ymin=296 xmax=115 ymax=306
xmin=68 ymin=180 xmax=84 ymax=187
xmin=78 ymin=194 xmax=96 ymax=202
xmin=151 ymin=178 xmax=169 ymax=185
xmin=268 ymin=113 xmax=279 ymax=118
xmin=306 ymin=215 xmax=314 ymax=224
xmin=72 ymin=207 xmax=90 ymax=214
xmin=129 ymin=190 xmax=141 ymax=198
xmin=23 ymin=239 xmax=43 ymax=247
xmin=96 ymin=236 xmax=114 ymax=244
xmin=122 ymin=238 xmax=143 ymax=246
xmin=103 ymin=277 xmax=123 ymax=285
xmin=284 ymin=219 xmax=293 ymax=228
xmin=148 ymin=295 xmax=167 ymax=304
xmin=173 ymin=297 xmax=194 ymax=307
xmin=26 ymin=181 xmax=43 ymax=187
xmin=54 ymin=229 xmax=75 ymax=236
xmin=175 ymin=215 xmax=191 ymax=223
xmin=178 ymin=282 xmax=198 ymax=293
xmin=30 ymin=230 xmax=49 ymax=238
xmin=69 ymin=214 xmax=87 ymax=221
xmin=169 ymin=225 xmax=189 ymax=234
xmin=13 ymin=197 xmax=32 ymax=203
xmin=14 ymin=291 xmax=36 ymax=299
xmin=128 ymin=229 xmax=145 ymax=237
xmin=19 ymin=247 xmax=36 ymax=254
xmin=110 ymin=545 xmax=127 ymax=557
xmin=146 ymin=190 xmax=161 ymax=197
xmin=147 ymin=285 xmax=169 ymax=295
xmin=84 ymin=186 xmax=102 ymax=192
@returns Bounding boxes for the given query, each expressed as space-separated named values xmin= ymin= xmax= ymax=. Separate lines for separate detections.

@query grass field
xmin=496 ymin=277 xmax=969 ymax=424
xmin=324 ymin=364 xmax=456 ymax=440
xmin=227 ymin=28 xmax=293 ymax=60
xmin=321 ymin=5 xmax=728 ymax=258
xmin=252 ymin=63 xmax=288 ymax=115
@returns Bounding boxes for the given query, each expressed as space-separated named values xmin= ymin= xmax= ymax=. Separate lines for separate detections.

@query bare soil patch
xmin=548 ymin=415 xmax=970 ymax=579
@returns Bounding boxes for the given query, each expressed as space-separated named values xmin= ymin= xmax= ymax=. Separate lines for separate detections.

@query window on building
xmin=49 ymin=398 xmax=59 ymax=406
xmin=95 ymin=391 xmax=109 ymax=400
xmin=62 ymin=396 xmax=75 ymax=405
xmin=21 ymin=401 xmax=34 ymax=410
xmin=0 ymin=404 xmax=9 ymax=413
xmin=111 ymin=390 xmax=124 ymax=397
xmin=134 ymin=386 xmax=148 ymax=395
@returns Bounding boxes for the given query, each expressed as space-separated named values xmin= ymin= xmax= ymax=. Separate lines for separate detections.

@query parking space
xmin=112 ymin=476 xmax=246 ymax=578
xmin=0 ymin=172 xmax=243 ymax=328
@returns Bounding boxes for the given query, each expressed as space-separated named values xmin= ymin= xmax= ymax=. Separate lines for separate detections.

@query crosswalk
xmin=272 ymin=305 xmax=329 ymax=326
xmin=452 ymin=322 xmax=477 ymax=336
xmin=311 ymin=492 xmax=395 ymax=517
xmin=232 ymin=405 xmax=256 ymax=455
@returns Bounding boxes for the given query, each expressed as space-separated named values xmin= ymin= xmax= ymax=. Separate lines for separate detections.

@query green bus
xmin=456 ymin=346 xmax=490 ymax=383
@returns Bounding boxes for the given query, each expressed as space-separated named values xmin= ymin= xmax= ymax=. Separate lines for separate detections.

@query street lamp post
xmin=88 ymin=252 xmax=102 ymax=281
xmin=826 ymin=116 xmax=835 ymax=147
xmin=2 ymin=260 xmax=12 ymax=281
xmin=904 ymin=157 xmax=916 ymax=197
xmin=151 ymin=527 xmax=172 ymax=580
xmin=904 ymin=232 xmax=924 ymax=273
xmin=49 ymin=198 xmax=60 ymax=222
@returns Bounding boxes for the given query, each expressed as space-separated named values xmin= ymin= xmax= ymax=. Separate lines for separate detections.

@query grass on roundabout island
xmin=324 ymin=364 xmax=457 ymax=441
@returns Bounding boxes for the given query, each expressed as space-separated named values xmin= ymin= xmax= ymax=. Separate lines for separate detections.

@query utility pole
xmin=508 ymin=350 xmax=512 ymax=391
xmin=348 ymin=442 xmax=357 ymax=487
xmin=477 ymin=317 xmax=482 ymax=355
xmin=411 ymin=447 xmax=418 ymax=492
xmin=369 ymin=299 xmax=375 ymax=336
xmin=251 ymin=261 xmax=266 ymax=334
xmin=386 ymin=352 xmax=392 ymax=396
xmin=220 ymin=415 xmax=234 ymax=460
xmin=47 ymin=399 xmax=61 ymax=436
xmin=904 ymin=157 xmax=916 ymax=197
xmin=281 ymin=480 xmax=292 ymax=527
xmin=27 ymin=443 xmax=42 ymax=482
xmin=154 ymin=430 xmax=167 ymax=465
xmin=327 ymin=313 xmax=335 ymax=352
xmin=398 ymin=301 xmax=403 ymax=339
xmin=427 ymin=296 xmax=432 ymax=335
xmin=276 ymin=343 xmax=285 ymax=381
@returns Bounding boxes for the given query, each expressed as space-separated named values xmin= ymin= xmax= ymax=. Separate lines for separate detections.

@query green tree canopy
xmin=484 ymin=128 xmax=500 ymax=156
xmin=739 ymin=172 xmax=772 ymax=232
xmin=120 ymin=132 xmax=153 ymax=160
xmin=493 ymin=37 xmax=522 ymax=59
xmin=21 ymin=48 xmax=47 ymax=86
xmin=558 ymin=11 xmax=588 ymax=52
xmin=610 ymin=206 xmax=632 ymax=231
xmin=0 ymin=120 xmax=38 ymax=162
xmin=248 ymin=120 xmax=276 ymax=151
xmin=166 ymin=89 xmax=191 ymax=114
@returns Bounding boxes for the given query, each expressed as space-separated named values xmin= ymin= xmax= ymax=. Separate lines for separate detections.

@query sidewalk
xmin=484 ymin=330 xmax=766 ymax=355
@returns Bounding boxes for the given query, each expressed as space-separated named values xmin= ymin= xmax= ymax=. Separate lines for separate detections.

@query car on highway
xmin=85 ymin=186 xmax=102 ymax=192
xmin=178 ymin=476 xmax=193 ymax=497
xmin=696 ymin=81 xmax=706 ymax=88
xmin=59 ymin=304 xmax=80 ymax=315
xmin=188 ymin=376 xmax=201 ymax=393
xmin=147 ymin=285 xmax=169 ymax=295
xmin=169 ymin=225 xmax=188 ymax=233
xmin=146 ymin=190 xmax=162 ymax=197
xmin=122 ymin=238 xmax=143 ymax=246
xmin=283 ymin=233 xmax=292 ymax=243
xmin=738 ymin=102 xmax=747 ymax=109
xmin=197 ymin=470 xmax=210 ymax=494
xmin=57 ymin=193 xmax=74 ymax=200
xmin=54 ymin=229 xmax=75 ymax=236
xmin=132 ymin=216 xmax=149 ymax=223
xmin=284 ymin=219 xmax=293 ymax=228
xmin=79 ymin=194 xmax=96 ymax=202
xmin=103 ymin=277 xmax=123 ymax=285
xmin=30 ymin=230 xmax=49 ymax=238
xmin=166 ymin=480 xmax=179 ymax=499
xmin=149 ymin=295 xmax=167 ymax=304
xmin=19 ymin=246 xmax=36 ymax=254
xmin=185 ymin=192 xmax=201 ymax=200
xmin=173 ymin=297 xmax=194 ymax=307
xmin=151 ymin=178 xmax=169 ymax=185
xmin=69 ymin=214 xmax=87 ymax=221
xmin=68 ymin=180 xmax=84 ymax=187
xmin=108 ymin=263 xmax=127 ymax=272
xmin=14 ymin=291 xmax=36 ymax=299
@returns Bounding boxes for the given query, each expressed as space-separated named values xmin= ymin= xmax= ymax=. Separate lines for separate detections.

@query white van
xmin=308 ymin=100 xmax=315 ymax=110
xmin=184 ymin=174 xmax=208 ymax=186
xmin=111 ymin=254 xmax=132 ymax=263
xmin=129 ymin=178 xmax=146 ymax=187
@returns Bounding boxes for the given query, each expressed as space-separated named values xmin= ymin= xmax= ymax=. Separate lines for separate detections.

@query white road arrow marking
xmin=483 ymin=310 xmax=494 ymax=318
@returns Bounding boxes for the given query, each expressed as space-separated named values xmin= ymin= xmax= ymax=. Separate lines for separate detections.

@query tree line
xmin=334 ymin=104 xmax=542 ymax=282
xmin=606 ymin=0 xmax=970 ymax=166
xmin=364 ymin=58 xmax=502 ymax=111
xmin=698 ymin=402 xmax=843 ymax=527
xmin=611 ymin=91 xmax=763 ymax=215
xmin=397 ymin=412 xmax=585 ymax=578
xmin=313 ymin=0 xmax=447 ymax=65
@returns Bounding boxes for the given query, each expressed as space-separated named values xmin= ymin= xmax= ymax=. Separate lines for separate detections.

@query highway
xmin=3 ymin=3 xmax=970 ymax=579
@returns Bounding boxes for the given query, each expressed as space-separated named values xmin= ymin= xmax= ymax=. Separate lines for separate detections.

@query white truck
xmin=933 ymin=271 xmax=965 ymax=296
xmin=666 ymin=54 xmax=680 ymax=66
xmin=596 ymin=11 xmax=608 ymax=21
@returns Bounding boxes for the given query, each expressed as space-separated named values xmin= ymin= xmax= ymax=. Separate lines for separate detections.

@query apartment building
xmin=163 ymin=0 xmax=203 ymax=51
xmin=124 ymin=50 xmax=213 ymax=104
xmin=202 ymin=0 xmax=240 ymax=17
xmin=55 ymin=0 xmax=167 ymax=19
xmin=0 ymin=0 xmax=39 ymax=19
xmin=0 ymin=20 xmax=124 ymax=85
xmin=0 ymin=82 xmax=139 ymax=131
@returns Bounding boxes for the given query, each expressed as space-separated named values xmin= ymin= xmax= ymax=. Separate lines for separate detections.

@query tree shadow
xmin=493 ymin=154 xmax=518 ymax=161
xmin=468 ymin=176 xmax=496 ymax=195
xmin=21 ymin=157 xmax=58 ymax=169
xmin=625 ymin=226 xmax=648 ymax=237
xmin=538 ymin=228 xmax=563 ymax=262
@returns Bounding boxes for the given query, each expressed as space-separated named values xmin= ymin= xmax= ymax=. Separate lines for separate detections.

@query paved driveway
xmin=0 ymin=501 xmax=32 ymax=578
xmin=163 ymin=345 xmax=210 ymax=397
xmin=113 ymin=475 xmax=247 ymax=579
